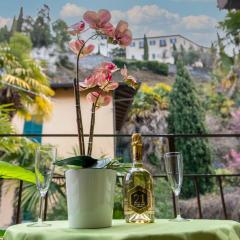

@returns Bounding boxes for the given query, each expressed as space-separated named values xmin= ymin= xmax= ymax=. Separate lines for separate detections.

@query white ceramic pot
xmin=65 ymin=168 xmax=116 ymax=229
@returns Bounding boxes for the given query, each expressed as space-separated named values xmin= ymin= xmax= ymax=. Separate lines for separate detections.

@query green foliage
xmin=16 ymin=7 xmax=24 ymax=32
xmin=10 ymin=16 xmax=17 ymax=35
xmin=9 ymin=32 xmax=32 ymax=60
xmin=0 ymin=26 xmax=10 ymax=43
xmin=0 ymin=36 xmax=54 ymax=121
xmin=131 ymin=83 xmax=171 ymax=116
xmin=172 ymin=44 xmax=178 ymax=64
xmin=52 ymin=19 xmax=70 ymax=51
xmin=30 ymin=5 xmax=52 ymax=48
xmin=143 ymin=34 xmax=149 ymax=61
xmin=56 ymin=55 xmax=74 ymax=70
xmin=154 ymin=178 xmax=174 ymax=218
xmin=0 ymin=229 xmax=5 ymax=237
xmin=219 ymin=10 xmax=240 ymax=47
xmin=113 ymin=59 xmax=168 ymax=76
xmin=167 ymin=62 xmax=213 ymax=198
xmin=0 ymin=161 xmax=35 ymax=183
xmin=183 ymin=48 xmax=200 ymax=65
xmin=109 ymin=47 xmax=126 ymax=59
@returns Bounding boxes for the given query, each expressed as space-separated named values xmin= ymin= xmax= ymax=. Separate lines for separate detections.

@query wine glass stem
xmin=175 ymin=194 xmax=181 ymax=218
xmin=38 ymin=195 xmax=45 ymax=224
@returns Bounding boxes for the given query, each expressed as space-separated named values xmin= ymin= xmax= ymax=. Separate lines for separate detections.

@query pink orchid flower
xmin=100 ymin=62 xmax=118 ymax=72
xmin=83 ymin=9 xmax=111 ymax=32
xmin=87 ymin=92 xmax=112 ymax=107
xmin=68 ymin=21 xmax=85 ymax=35
xmin=69 ymin=40 xmax=95 ymax=56
xmin=120 ymin=65 xmax=138 ymax=89
xmin=102 ymin=23 xmax=115 ymax=38
xmin=114 ymin=20 xmax=132 ymax=47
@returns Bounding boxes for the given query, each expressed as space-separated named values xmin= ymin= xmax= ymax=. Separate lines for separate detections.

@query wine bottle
xmin=123 ymin=133 xmax=155 ymax=223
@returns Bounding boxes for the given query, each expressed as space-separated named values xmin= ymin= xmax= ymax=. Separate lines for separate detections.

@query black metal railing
xmin=0 ymin=133 xmax=240 ymax=224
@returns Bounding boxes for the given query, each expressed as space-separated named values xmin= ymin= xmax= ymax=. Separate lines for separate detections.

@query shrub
xmin=180 ymin=187 xmax=240 ymax=220
xmin=112 ymin=59 xmax=169 ymax=76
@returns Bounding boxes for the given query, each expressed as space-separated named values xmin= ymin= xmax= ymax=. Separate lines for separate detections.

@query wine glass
xmin=164 ymin=152 xmax=188 ymax=222
xmin=28 ymin=145 xmax=56 ymax=227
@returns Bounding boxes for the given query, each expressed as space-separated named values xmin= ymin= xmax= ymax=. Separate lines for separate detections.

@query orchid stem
xmin=87 ymin=104 xmax=95 ymax=156
xmin=87 ymin=82 xmax=110 ymax=156
xmin=74 ymin=33 xmax=99 ymax=156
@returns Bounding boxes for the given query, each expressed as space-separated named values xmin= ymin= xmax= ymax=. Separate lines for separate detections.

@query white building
xmin=126 ymin=34 xmax=208 ymax=64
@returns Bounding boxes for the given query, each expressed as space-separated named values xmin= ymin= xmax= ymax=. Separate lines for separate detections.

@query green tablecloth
xmin=4 ymin=219 xmax=240 ymax=240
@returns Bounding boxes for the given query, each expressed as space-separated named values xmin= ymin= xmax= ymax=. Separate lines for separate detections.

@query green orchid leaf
xmin=55 ymin=155 xmax=97 ymax=168
xmin=0 ymin=161 xmax=35 ymax=184
xmin=0 ymin=228 xmax=5 ymax=237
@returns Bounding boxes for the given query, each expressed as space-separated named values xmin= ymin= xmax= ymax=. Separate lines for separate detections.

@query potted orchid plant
xmin=55 ymin=9 xmax=137 ymax=229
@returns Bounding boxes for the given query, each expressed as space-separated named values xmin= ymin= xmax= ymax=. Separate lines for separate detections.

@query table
xmin=4 ymin=219 xmax=240 ymax=240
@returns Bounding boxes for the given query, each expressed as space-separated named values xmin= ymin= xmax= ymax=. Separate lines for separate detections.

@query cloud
xmin=59 ymin=3 xmax=218 ymax=46
xmin=0 ymin=17 xmax=11 ymax=28
xmin=60 ymin=3 xmax=86 ymax=18
xmin=180 ymin=15 xmax=217 ymax=31
xmin=109 ymin=4 xmax=217 ymax=46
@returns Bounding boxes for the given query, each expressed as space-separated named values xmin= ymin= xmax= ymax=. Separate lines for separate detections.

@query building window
xmin=131 ymin=41 xmax=135 ymax=47
xmin=149 ymin=40 xmax=156 ymax=46
xmin=170 ymin=38 xmax=177 ymax=44
xmin=152 ymin=53 xmax=156 ymax=59
xmin=139 ymin=41 xmax=144 ymax=48
xmin=23 ymin=120 xmax=43 ymax=143
xmin=159 ymin=39 xmax=167 ymax=47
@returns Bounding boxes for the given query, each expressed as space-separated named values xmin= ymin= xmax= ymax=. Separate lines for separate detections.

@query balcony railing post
xmin=168 ymin=135 xmax=176 ymax=152
xmin=193 ymin=176 xmax=203 ymax=219
xmin=16 ymin=180 xmax=23 ymax=224
xmin=217 ymin=176 xmax=228 ymax=219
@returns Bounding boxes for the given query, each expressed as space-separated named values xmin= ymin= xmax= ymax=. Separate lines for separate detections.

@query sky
xmin=0 ymin=0 xmax=227 ymax=47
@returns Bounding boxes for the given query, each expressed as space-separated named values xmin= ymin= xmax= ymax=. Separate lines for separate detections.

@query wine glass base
xmin=169 ymin=216 xmax=189 ymax=222
xmin=27 ymin=222 xmax=51 ymax=227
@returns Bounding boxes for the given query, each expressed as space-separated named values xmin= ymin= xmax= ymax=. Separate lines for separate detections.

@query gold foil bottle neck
xmin=132 ymin=133 xmax=142 ymax=162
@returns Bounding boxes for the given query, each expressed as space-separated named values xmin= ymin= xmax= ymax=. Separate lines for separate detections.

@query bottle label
xmin=128 ymin=186 xmax=151 ymax=214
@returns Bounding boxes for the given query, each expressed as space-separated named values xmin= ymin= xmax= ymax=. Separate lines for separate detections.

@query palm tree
xmin=0 ymin=33 xmax=54 ymax=122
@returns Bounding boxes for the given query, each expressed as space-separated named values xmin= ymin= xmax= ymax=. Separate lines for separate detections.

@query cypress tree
xmin=172 ymin=43 xmax=178 ymax=64
xmin=167 ymin=62 xmax=213 ymax=198
xmin=10 ymin=16 xmax=17 ymax=35
xmin=0 ymin=26 xmax=10 ymax=42
xmin=143 ymin=34 xmax=149 ymax=61
xmin=16 ymin=7 xmax=24 ymax=32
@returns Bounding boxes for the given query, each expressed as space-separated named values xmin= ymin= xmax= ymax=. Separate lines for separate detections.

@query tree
xmin=0 ymin=26 xmax=10 ymax=43
xmin=30 ymin=4 xmax=52 ymax=48
xmin=219 ymin=10 xmax=240 ymax=52
xmin=167 ymin=62 xmax=213 ymax=198
xmin=109 ymin=47 xmax=126 ymax=59
xmin=0 ymin=33 xmax=54 ymax=121
xmin=10 ymin=16 xmax=17 ymax=35
xmin=16 ymin=7 xmax=24 ymax=32
xmin=143 ymin=34 xmax=149 ymax=61
xmin=52 ymin=19 xmax=70 ymax=51
xmin=172 ymin=44 xmax=178 ymax=64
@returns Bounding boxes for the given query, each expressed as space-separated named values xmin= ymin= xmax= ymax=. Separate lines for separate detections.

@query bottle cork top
xmin=132 ymin=133 xmax=142 ymax=162
xmin=132 ymin=133 xmax=142 ymax=146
